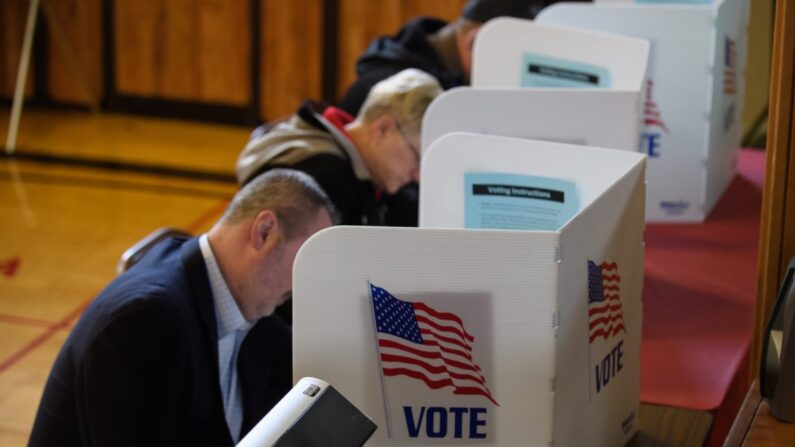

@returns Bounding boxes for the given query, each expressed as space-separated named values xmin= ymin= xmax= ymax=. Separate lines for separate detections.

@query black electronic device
xmin=760 ymin=256 xmax=795 ymax=422
xmin=236 ymin=377 xmax=377 ymax=447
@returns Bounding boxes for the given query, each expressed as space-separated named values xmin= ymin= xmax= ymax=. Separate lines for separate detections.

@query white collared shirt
xmin=199 ymin=234 xmax=254 ymax=443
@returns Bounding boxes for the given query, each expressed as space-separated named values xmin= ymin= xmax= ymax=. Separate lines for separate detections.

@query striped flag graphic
xmin=369 ymin=284 xmax=498 ymax=406
xmin=588 ymin=260 xmax=626 ymax=343
xmin=724 ymin=36 xmax=737 ymax=95
xmin=644 ymin=79 xmax=669 ymax=132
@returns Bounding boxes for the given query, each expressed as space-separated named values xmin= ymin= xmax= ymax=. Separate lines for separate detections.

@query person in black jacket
xmin=336 ymin=0 xmax=589 ymax=226
xmin=338 ymin=0 xmax=585 ymax=115
xmin=28 ymin=169 xmax=334 ymax=447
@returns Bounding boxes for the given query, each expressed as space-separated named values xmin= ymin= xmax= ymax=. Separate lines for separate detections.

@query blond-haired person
xmin=237 ymin=68 xmax=442 ymax=227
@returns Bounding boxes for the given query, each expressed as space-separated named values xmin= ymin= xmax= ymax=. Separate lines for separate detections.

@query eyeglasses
xmin=394 ymin=120 xmax=420 ymax=162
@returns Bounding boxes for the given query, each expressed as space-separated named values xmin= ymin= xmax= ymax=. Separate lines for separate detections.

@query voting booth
xmin=536 ymin=0 xmax=749 ymax=222
xmin=471 ymin=18 xmax=649 ymax=90
xmin=293 ymin=134 xmax=646 ymax=446
xmin=421 ymin=87 xmax=643 ymax=153
xmin=459 ymin=18 xmax=649 ymax=154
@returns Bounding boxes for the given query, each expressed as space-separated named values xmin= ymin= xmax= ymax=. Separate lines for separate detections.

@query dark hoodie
xmin=337 ymin=17 xmax=465 ymax=116
xmin=335 ymin=17 xmax=463 ymax=228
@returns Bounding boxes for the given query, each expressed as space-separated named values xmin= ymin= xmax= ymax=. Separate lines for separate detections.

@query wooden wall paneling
xmin=783 ymin=104 xmax=795 ymax=271
xmin=45 ymin=0 xmax=103 ymax=106
xmin=112 ymin=0 xmax=156 ymax=98
xmin=335 ymin=0 xmax=465 ymax=101
xmin=113 ymin=0 xmax=251 ymax=106
xmin=403 ymin=0 xmax=467 ymax=22
xmin=0 ymin=0 xmax=36 ymax=99
xmin=751 ymin=0 xmax=795 ymax=379
xmin=336 ymin=0 xmax=402 ymax=99
xmin=192 ymin=0 xmax=251 ymax=105
xmin=260 ymin=0 xmax=324 ymax=121
xmin=741 ymin=0 xmax=773 ymax=141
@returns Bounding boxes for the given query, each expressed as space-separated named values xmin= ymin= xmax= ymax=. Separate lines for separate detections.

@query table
xmin=724 ymin=381 xmax=795 ymax=446
xmin=631 ymin=403 xmax=713 ymax=447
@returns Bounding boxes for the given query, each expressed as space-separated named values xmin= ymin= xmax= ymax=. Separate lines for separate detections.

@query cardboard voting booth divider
xmin=293 ymin=133 xmax=646 ymax=446
xmin=464 ymin=18 xmax=649 ymax=215
xmin=536 ymin=0 xmax=749 ymax=222
xmin=421 ymin=87 xmax=642 ymax=154
xmin=471 ymin=18 xmax=649 ymax=91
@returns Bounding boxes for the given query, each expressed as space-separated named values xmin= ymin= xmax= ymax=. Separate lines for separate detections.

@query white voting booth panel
xmin=293 ymin=133 xmax=646 ymax=446
xmin=466 ymin=18 xmax=648 ymax=220
xmin=471 ymin=18 xmax=649 ymax=90
xmin=421 ymin=87 xmax=641 ymax=153
xmin=536 ymin=0 xmax=749 ymax=222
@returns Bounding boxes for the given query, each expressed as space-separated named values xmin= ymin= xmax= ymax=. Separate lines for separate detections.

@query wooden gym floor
xmin=0 ymin=107 xmax=248 ymax=445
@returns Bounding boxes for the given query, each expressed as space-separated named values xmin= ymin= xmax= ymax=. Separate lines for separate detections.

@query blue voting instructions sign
xmin=521 ymin=53 xmax=611 ymax=88
xmin=465 ymin=173 xmax=578 ymax=231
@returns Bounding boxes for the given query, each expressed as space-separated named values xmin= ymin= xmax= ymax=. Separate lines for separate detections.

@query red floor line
xmin=0 ymin=198 xmax=233 ymax=375
xmin=0 ymin=299 xmax=91 ymax=374
xmin=0 ymin=313 xmax=60 ymax=329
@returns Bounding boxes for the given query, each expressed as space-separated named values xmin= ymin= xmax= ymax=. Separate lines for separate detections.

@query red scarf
xmin=321 ymin=106 xmax=354 ymax=136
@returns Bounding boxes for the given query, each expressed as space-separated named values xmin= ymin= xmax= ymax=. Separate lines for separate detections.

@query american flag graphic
xmin=724 ymin=36 xmax=737 ymax=95
xmin=369 ymin=284 xmax=498 ymax=406
xmin=643 ymin=78 xmax=669 ymax=133
xmin=588 ymin=261 xmax=626 ymax=343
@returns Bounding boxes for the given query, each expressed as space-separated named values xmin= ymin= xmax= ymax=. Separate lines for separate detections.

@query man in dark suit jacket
xmin=28 ymin=169 xmax=334 ymax=447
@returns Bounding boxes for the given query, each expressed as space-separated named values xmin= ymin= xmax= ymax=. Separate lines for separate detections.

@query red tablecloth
xmin=640 ymin=149 xmax=764 ymax=410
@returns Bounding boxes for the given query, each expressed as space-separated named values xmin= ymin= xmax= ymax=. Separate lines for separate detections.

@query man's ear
xmin=371 ymin=114 xmax=396 ymax=139
xmin=250 ymin=209 xmax=280 ymax=251
xmin=457 ymin=26 xmax=481 ymax=82
xmin=464 ymin=27 xmax=479 ymax=51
